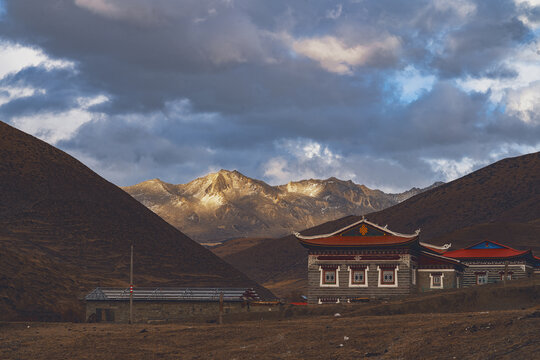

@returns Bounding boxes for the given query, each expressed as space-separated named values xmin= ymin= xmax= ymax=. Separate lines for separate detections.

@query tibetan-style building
xmin=443 ymin=241 xmax=539 ymax=287
xmin=294 ymin=218 xmax=465 ymax=304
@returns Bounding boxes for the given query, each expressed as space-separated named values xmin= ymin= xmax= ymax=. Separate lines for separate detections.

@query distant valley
xmin=123 ymin=171 xmax=442 ymax=242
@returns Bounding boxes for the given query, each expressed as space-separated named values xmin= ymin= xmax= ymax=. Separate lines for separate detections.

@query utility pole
xmin=219 ymin=292 xmax=224 ymax=325
xmin=129 ymin=244 xmax=133 ymax=324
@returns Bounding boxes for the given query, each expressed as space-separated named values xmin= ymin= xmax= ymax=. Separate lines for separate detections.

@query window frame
xmin=323 ymin=269 xmax=337 ymax=284
xmin=381 ymin=269 xmax=395 ymax=284
xmin=476 ymin=272 xmax=488 ymax=285
xmin=377 ymin=265 xmax=399 ymax=287
xmin=319 ymin=265 xmax=340 ymax=287
xmin=348 ymin=266 xmax=368 ymax=287
xmin=429 ymin=272 xmax=444 ymax=289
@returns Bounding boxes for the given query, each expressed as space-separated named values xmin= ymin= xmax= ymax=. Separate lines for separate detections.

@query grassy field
xmin=1 ymin=308 xmax=539 ymax=359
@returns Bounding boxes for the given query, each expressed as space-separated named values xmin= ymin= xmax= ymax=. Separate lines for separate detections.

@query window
xmin=381 ymin=269 xmax=395 ymax=284
xmin=476 ymin=273 xmax=488 ymax=285
xmin=348 ymin=266 xmax=368 ymax=287
xmin=499 ymin=272 xmax=513 ymax=281
xmin=318 ymin=297 xmax=340 ymax=304
xmin=430 ymin=273 xmax=443 ymax=288
xmin=352 ymin=270 xmax=365 ymax=284
xmin=382 ymin=270 xmax=394 ymax=284
xmin=324 ymin=269 xmax=336 ymax=284
xmin=377 ymin=265 xmax=398 ymax=287
xmin=320 ymin=266 xmax=339 ymax=287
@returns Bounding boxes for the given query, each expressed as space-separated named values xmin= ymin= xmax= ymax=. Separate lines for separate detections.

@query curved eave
xmin=419 ymin=241 xmax=452 ymax=252
xmin=294 ymin=218 xmax=419 ymax=240
xmin=297 ymin=235 xmax=419 ymax=249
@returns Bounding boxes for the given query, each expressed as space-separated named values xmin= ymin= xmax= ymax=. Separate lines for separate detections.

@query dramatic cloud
xmin=290 ymin=34 xmax=401 ymax=74
xmin=0 ymin=0 xmax=539 ymax=191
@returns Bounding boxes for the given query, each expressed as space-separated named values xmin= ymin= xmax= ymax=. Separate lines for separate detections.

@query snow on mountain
xmin=123 ymin=170 xmax=441 ymax=242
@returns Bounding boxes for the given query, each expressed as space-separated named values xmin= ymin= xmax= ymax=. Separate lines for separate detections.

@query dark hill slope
xmin=0 ymin=121 xmax=273 ymax=321
xmin=215 ymin=153 xmax=540 ymax=296
xmin=366 ymin=152 xmax=540 ymax=243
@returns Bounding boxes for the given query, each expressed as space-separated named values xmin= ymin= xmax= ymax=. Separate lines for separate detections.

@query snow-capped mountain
xmin=123 ymin=170 xmax=441 ymax=241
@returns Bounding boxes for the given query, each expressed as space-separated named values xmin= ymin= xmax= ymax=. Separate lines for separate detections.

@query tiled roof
xmin=297 ymin=235 xmax=418 ymax=247
xmin=294 ymin=218 xmax=419 ymax=248
xmin=85 ymin=287 xmax=260 ymax=302
xmin=295 ymin=218 xmax=419 ymax=240
xmin=444 ymin=240 xmax=530 ymax=259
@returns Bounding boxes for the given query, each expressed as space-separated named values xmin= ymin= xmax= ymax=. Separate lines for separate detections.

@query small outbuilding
xmin=85 ymin=287 xmax=264 ymax=323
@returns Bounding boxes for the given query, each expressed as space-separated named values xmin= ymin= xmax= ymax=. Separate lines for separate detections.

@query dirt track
xmin=1 ymin=308 xmax=539 ymax=360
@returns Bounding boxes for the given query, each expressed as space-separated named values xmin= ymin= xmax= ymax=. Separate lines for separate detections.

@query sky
xmin=0 ymin=0 xmax=539 ymax=192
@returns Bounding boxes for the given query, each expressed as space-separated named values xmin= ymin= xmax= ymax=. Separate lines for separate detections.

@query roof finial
xmin=362 ymin=215 xmax=365 ymax=221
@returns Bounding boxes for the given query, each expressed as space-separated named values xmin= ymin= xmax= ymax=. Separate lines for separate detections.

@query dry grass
xmin=1 ymin=308 xmax=539 ymax=360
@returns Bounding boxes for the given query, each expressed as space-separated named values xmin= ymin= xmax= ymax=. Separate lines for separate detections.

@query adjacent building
xmin=294 ymin=218 xmax=465 ymax=304
xmin=443 ymin=240 xmax=539 ymax=286
xmin=84 ymin=287 xmax=271 ymax=323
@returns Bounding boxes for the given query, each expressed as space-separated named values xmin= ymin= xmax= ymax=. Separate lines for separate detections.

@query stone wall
xmin=86 ymin=301 xmax=279 ymax=323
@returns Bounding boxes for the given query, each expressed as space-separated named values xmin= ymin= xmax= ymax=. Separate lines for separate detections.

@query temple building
xmin=294 ymin=218 xmax=465 ymax=304
xmin=443 ymin=241 xmax=539 ymax=287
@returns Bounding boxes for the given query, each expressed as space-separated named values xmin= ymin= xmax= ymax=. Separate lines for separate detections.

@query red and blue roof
xmin=444 ymin=240 xmax=531 ymax=259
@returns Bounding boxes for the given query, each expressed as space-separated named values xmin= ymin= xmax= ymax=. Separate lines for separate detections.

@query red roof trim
xmin=298 ymin=235 xmax=418 ymax=248
xmin=444 ymin=248 xmax=530 ymax=259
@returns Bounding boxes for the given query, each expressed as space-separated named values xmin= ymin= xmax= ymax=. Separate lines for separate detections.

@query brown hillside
xmin=215 ymin=153 xmax=540 ymax=296
xmin=366 ymin=152 xmax=540 ymax=242
xmin=0 ymin=121 xmax=273 ymax=321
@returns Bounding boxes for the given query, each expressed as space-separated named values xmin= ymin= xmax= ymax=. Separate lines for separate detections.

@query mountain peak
xmin=124 ymin=171 xmax=442 ymax=241
xmin=206 ymin=172 xmax=231 ymax=194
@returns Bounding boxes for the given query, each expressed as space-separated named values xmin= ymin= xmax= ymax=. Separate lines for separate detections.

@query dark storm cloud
xmin=1 ymin=0 xmax=539 ymax=189
xmin=1 ymin=0 xmax=530 ymax=113
xmin=0 ymin=66 xmax=99 ymax=117
xmin=432 ymin=17 xmax=530 ymax=78
xmin=0 ymin=0 xmax=428 ymax=112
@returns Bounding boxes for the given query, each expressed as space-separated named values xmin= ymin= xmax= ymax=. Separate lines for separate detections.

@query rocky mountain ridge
xmin=123 ymin=170 xmax=442 ymax=241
